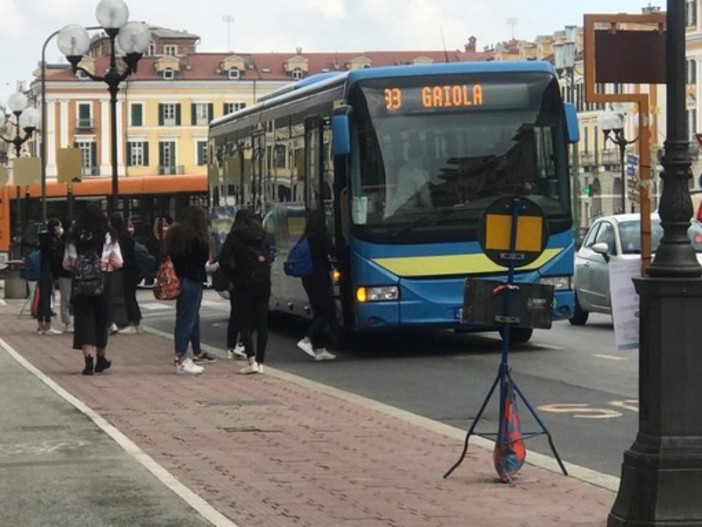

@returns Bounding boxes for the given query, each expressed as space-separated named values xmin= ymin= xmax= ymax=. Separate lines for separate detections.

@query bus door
xmin=252 ymin=129 xmax=266 ymax=214
xmin=304 ymin=117 xmax=326 ymax=210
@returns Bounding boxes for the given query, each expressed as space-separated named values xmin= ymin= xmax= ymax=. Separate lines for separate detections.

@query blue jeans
xmin=174 ymin=278 xmax=203 ymax=357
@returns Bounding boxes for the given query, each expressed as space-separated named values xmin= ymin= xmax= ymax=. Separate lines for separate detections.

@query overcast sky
xmin=0 ymin=0 xmax=658 ymax=104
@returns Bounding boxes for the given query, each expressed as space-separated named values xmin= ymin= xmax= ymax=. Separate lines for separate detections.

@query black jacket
xmin=227 ymin=225 xmax=271 ymax=294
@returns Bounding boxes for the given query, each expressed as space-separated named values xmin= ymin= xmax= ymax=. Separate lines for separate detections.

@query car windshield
xmin=618 ymin=219 xmax=702 ymax=254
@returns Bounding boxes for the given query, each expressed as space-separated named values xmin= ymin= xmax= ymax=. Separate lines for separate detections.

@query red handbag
xmin=153 ymin=256 xmax=181 ymax=300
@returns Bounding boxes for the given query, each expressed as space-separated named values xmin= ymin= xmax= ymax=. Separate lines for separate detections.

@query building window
xmin=77 ymin=103 xmax=92 ymax=129
xmin=196 ymin=141 xmax=208 ymax=165
xmin=274 ymin=144 xmax=286 ymax=168
xmin=164 ymin=45 xmax=177 ymax=56
xmin=291 ymin=68 xmax=303 ymax=80
xmin=145 ymin=42 xmax=155 ymax=56
xmin=223 ymin=102 xmax=246 ymax=114
xmin=127 ymin=141 xmax=149 ymax=166
xmin=130 ymin=103 xmax=143 ymax=127
xmin=159 ymin=140 xmax=177 ymax=174
xmin=687 ymin=0 xmax=698 ymax=26
xmin=687 ymin=59 xmax=698 ymax=85
xmin=163 ymin=68 xmax=175 ymax=80
xmin=76 ymin=141 xmax=98 ymax=176
xmin=158 ymin=103 xmax=181 ymax=126
xmin=228 ymin=68 xmax=240 ymax=79
xmin=191 ymin=103 xmax=212 ymax=126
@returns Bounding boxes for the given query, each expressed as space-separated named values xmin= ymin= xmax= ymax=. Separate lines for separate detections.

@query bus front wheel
xmin=499 ymin=327 xmax=533 ymax=344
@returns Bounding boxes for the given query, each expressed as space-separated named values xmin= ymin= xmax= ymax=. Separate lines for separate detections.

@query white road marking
xmin=593 ymin=354 xmax=627 ymax=361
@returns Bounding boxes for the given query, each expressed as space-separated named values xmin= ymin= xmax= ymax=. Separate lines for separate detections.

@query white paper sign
xmin=609 ymin=258 xmax=641 ymax=350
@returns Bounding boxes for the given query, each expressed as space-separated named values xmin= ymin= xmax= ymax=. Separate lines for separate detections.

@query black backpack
xmin=240 ymin=244 xmax=271 ymax=291
xmin=71 ymin=249 xmax=105 ymax=299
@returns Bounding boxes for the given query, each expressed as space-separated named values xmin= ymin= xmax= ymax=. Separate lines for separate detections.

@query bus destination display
xmin=381 ymin=83 xmax=528 ymax=113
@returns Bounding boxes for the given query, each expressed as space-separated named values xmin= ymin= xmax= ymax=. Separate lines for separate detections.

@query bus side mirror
xmin=332 ymin=105 xmax=352 ymax=156
xmin=564 ymin=103 xmax=579 ymax=144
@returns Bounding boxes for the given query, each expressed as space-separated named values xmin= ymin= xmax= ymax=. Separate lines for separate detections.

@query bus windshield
xmin=348 ymin=71 xmax=571 ymax=243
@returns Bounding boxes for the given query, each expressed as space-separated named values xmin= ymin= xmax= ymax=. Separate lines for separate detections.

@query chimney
xmin=465 ymin=36 xmax=477 ymax=53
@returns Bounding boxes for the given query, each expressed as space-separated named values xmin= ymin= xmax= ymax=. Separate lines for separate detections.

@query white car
xmin=570 ymin=213 xmax=702 ymax=325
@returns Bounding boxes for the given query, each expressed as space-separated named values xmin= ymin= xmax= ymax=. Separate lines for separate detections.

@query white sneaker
xmin=136 ymin=325 xmax=145 ymax=334
xmin=43 ymin=327 xmax=63 ymax=335
xmin=297 ymin=339 xmax=315 ymax=358
xmin=109 ymin=323 xmax=119 ymax=335
xmin=118 ymin=325 xmax=138 ymax=334
xmin=314 ymin=349 xmax=337 ymax=361
xmin=176 ymin=358 xmax=204 ymax=375
xmin=240 ymin=363 xmax=259 ymax=374
xmin=63 ymin=324 xmax=74 ymax=334
xmin=257 ymin=364 xmax=264 ymax=374
xmin=226 ymin=344 xmax=247 ymax=360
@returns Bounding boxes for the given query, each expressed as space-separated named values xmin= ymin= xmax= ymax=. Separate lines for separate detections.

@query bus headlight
xmin=540 ymin=276 xmax=572 ymax=290
xmin=356 ymin=286 xmax=399 ymax=303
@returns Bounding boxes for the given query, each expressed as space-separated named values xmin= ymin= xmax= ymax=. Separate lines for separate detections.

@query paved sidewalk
xmin=0 ymin=297 xmax=615 ymax=526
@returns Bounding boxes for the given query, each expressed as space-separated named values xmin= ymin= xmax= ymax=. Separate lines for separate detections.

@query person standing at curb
xmin=63 ymin=204 xmax=122 ymax=375
xmin=228 ymin=209 xmax=272 ymax=374
xmin=296 ymin=210 xmax=337 ymax=361
xmin=110 ymin=213 xmax=143 ymax=334
xmin=37 ymin=218 xmax=64 ymax=335
xmin=165 ymin=205 xmax=214 ymax=375
xmin=216 ymin=214 xmax=246 ymax=361
xmin=56 ymin=221 xmax=74 ymax=333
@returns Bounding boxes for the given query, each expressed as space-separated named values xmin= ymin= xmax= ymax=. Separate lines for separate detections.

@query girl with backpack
xmin=228 ymin=209 xmax=271 ymax=374
xmin=62 ymin=204 xmax=123 ymax=375
xmin=37 ymin=218 xmax=64 ymax=335
xmin=296 ymin=210 xmax=337 ymax=361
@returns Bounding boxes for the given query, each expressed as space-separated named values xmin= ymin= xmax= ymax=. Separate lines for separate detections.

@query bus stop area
xmin=0 ymin=296 xmax=615 ymax=527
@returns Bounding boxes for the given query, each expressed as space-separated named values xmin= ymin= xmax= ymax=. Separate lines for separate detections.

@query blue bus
xmin=208 ymin=61 xmax=578 ymax=344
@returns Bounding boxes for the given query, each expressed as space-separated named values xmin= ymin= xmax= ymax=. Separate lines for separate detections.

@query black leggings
xmin=37 ymin=272 xmax=54 ymax=324
xmin=233 ymin=289 xmax=269 ymax=364
xmin=302 ymin=276 xmax=336 ymax=349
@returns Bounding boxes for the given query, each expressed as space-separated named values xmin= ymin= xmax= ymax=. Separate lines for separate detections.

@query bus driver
xmin=385 ymin=137 xmax=432 ymax=217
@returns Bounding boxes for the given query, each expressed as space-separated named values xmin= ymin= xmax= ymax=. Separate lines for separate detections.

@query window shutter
xmin=131 ymin=104 xmax=143 ymax=126
xmin=208 ymin=103 xmax=214 ymax=122
xmin=191 ymin=103 xmax=196 ymax=126
xmin=158 ymin=104 xmax=164 ymax=126
xmin=175 ymin=104 xmax=181 ymax=126
xmin=91 ymin=143 xmax=97 ymax=168
xmin=143 ymin=142 xmax=149 ymax=166
xmin=127 ymin=142 xmax=133 ymax=166
xmin=159 ymin=142 xmax=165 ymax=166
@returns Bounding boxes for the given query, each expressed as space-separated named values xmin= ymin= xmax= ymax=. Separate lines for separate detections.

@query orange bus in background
xmin=0 ymin=174 xmax=208 ymax=264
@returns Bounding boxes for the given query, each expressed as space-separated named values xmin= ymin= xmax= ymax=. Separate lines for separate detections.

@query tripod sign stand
xmin=443 ymin=196 xmax=568 ymax=484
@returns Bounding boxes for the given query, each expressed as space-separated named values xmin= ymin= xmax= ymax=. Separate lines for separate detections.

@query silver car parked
xmin=570 ymin=213 xmax=702 ymax=325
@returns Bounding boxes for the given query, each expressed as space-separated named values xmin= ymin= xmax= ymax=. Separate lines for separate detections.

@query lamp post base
xmin=608 ymin=277 xmax=702 ymax=526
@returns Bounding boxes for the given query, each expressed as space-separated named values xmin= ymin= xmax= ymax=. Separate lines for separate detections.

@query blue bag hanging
xmin=284 ymin=237 xmax=313 ymax=278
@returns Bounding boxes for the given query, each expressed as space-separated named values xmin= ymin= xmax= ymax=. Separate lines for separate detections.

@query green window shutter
xmin=91 ymin=143 xmax=97 ymax=168
xmin=143 ymin=142 xmax=149 ymax=166
xmin=158 ymin=104 xmax=164 ymax=126
xmin=131 ymin=104 xmax=143 ymax=126
xmin=208 ymin=103 xmax=214 ymax=123
xmin=127 ymin=143 xmax=133 ymax=166
xmin=191 ymin=103 xmax=196 ymax=126
xmin=159 ymin=142 xmax=165 ymax=166
xmin=175 ymin=104 xmax=181 ymax=126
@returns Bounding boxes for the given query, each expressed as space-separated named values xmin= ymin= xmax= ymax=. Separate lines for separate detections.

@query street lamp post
xmin=57 ymin=0 xmax=149 ymax=214
xmin=0 ymin=92 xmax=41 ymax=259
xmin=607 ymin=2 xmax=702 ymax=525
xmin=597 ymin=107 xmax=637 ymax=214
xmin=554 ymin=31 xmax=580 ymax=239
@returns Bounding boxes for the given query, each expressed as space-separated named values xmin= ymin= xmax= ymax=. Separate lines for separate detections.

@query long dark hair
xmin=110 ymin=212 xmax=127 ymax=237
xmin=68 ymin=203 xmax=114 ymax=250
xmin=232 ymin=208 xmax=265 ymax=237
xmin=165 ymin=205 xmax=210 ymax=257
xmin=303 ymin=209 xmax=328 ymax=238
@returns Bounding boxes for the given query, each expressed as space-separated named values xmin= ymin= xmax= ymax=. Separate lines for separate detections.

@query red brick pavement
xmin=0 ymin=299 xmax=614 ymax=526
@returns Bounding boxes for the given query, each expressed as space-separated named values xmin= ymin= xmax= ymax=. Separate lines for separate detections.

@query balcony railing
xmin=82 ymin=166 xmax=100 ymax=177
xmin=580 ymin=151 xmax=595 ymax=167
xmin=601 ymin=148 xmax=621 ymax=165
xmin=76 ymin=118 xmax=94 ymax=131
xmin=158 ymin=165 xmax=185 ymax=175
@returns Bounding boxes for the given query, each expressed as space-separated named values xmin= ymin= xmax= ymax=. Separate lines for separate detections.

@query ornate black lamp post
xmin=598 ymin=105 xmax=637 ymax=215
xmin=607 ymin=2 xmax=702 ymax=525
xmin=0 ymin=92 xmax=41 ymax=259
xmin=57 ymin=0 xmax=149 ymax=213
xmin=0 ymin=92 xmax=41 ymax=158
